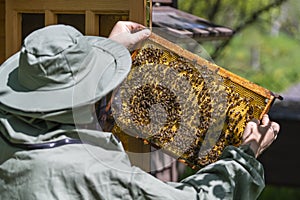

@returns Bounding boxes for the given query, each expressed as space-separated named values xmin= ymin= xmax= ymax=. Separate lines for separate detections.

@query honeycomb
xmin=110 ymin=33 xmax=277 ymax=169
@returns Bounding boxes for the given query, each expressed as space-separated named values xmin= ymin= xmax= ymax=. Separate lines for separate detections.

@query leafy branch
xmin=211 ymin=0 xmax=288 ymax=59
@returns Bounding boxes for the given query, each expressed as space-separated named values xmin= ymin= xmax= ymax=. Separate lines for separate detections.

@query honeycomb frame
xmin=111 ymin=33 xmax=278 ymax=169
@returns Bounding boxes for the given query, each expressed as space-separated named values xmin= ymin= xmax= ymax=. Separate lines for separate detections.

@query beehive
xmin=111 ymin=33 xmax=278 ymax=169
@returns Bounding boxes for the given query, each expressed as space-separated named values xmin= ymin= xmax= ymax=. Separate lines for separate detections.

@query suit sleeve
xmin=129 ymin=145 xmax=265 ymax=200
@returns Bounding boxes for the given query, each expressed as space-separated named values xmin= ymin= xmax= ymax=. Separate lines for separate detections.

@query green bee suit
xmin=0 ymin=24 xmax=265 ymax=200
xmin=0 ymin=108 xmax=265 ymax=200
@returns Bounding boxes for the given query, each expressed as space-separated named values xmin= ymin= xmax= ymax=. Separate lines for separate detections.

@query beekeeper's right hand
xmin=109 ymin=21 xmax=151 ymax=51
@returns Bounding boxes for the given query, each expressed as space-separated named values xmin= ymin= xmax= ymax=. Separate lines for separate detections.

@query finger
xmin=258 ymin=122 xmax=279 ymax=154
xmin=271 ymin=122 xmax=280 ymax=133
xmin=271 ymin=122 xmax=280 ymax=138
xmin=131 ymin=29 xmax=151 ymax=42
xmin=251 ymin=118 xmax=260 ymax=125
xmin=243 ymin=121 xmax=258 ymax=140
xmin=258 ymin=127 xmax=278 ymax=156
xmin=123 ymin=21 xmax=146 ymax=32
xmin=261 ymin=114 xmax=270 ymax=126
xmin=109 ymin=21 xmax=145 ymax=38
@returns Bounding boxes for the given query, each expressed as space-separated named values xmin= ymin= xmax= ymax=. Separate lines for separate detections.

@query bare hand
xmin=109 ymin=21 xmax=151 ymax=50
xmin=242 ymin=114 xmax=280 ymax=158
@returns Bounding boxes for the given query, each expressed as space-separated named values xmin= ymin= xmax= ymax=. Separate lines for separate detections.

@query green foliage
xmin=213 ymin=26 xmax=300 ymax=92
xmin=178 ymin=0 xmax=300 ymax=93
xmin=178 ymin=0 xmax=279 ymax=27
xmin=278 ymin=1 xmax=300 ymax=39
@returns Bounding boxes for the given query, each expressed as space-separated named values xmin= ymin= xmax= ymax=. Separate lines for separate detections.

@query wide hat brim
xmin=0 ymin=36 xmax=131 ymax=112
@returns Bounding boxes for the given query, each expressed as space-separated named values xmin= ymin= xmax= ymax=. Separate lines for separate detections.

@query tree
xmin=178 ymin=0 xmax=289 ymax=59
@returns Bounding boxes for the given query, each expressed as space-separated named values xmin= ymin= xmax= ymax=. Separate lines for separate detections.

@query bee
xmin=234 ymin=111 xmax=241 ymax=117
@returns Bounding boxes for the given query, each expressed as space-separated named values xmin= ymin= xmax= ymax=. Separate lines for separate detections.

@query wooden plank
xmin=127 ymin=136 xmax=151 ymax=172
xmin=153 ymin=0 xmax=172 ymax=3
xmin=0 ymin=0 xmax=5 ymax=63
xmin=129 ymin=0 xmax=147 ymax=25
xmin=147 ymin=0 xmax=152 ymax=28
xmin=152 ymin=6 xmax=233 ymax=40
xmin=0 ymin=0 xmax=5 ymax=65
xmin=5 ymin=7 xmax=21 ymax=58
xmin=0 ymin=23 xmax=4 ymax=36
xmin=7 ymin=0 xmax=129 ymax=12
xmin=112 ymin=125 xmax=151 ymax=172
xmin=0 ymin=43 xmax=4 ymax=65
xmin=99 ymin=14 xmax=128 ymax=37
xmin=0 ymin=0 xmax=4 ymax=20
xmin=85 ymin=10 xmax=99 ymax=36
xmin=45 ymin=10 xmax=57 ymax=26
xmin=0 ymin=35 xmax=4 ymax=64
xmin=0 ymin=0 xmax=4 ymax=35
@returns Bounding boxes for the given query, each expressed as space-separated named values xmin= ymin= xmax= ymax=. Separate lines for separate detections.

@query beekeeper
xmin=0 ymin=21 xmax=279 ymax=199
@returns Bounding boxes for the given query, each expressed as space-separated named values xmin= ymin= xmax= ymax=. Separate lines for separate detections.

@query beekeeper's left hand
xmin=242 ymin=114 xmax=280 ymax=158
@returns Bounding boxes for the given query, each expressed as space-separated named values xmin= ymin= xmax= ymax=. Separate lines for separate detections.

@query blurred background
xmin=175 ymin=0 xmax=300 ymax=199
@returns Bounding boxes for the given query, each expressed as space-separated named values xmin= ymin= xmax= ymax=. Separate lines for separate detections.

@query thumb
xmin=261 ymin=114 xmax=270 ymax=126
xmin=242 ymin=119 xmax=260 ymax=141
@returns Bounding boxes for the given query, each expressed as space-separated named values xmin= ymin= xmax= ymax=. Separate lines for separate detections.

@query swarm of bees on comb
xmin=111 ymin=34 xmax=276 ymax=169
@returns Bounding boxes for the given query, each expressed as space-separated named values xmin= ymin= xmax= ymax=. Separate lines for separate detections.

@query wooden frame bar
xmin=45 ymin=10 xmax=57 ymax=26
xmin=148 ymin=33 xmax=275 ymax=107
xmin=85 ymin=11 xmax=99 ymax=36
xmin=5 ymin=0 xmax=150 ymax=58
xmin=5 ymin=7 xmax=21 ymax=58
